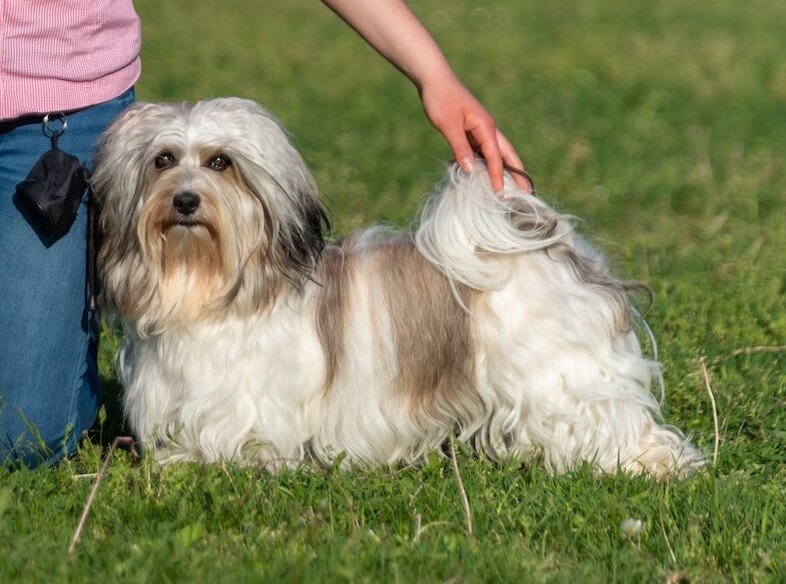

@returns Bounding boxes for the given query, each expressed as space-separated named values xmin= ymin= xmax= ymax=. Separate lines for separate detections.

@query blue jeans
xmin=0 ymin=88 xmax=135 ymax=467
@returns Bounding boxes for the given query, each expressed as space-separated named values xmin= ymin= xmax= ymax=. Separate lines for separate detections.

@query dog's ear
xmin=92 ymin=102 xmax=186 ymax=225
xmin=245 ymin=155 xmax=331 ymax=290
xmin=91 ymin=102 xmax=187 ymax=320
xmin=280 ymin=179 xmax=331 ymax=281
xmin=266 ymin=146 xmax=331 ymax=289
xmin=207 ymin=98 xmax=332 ymax=287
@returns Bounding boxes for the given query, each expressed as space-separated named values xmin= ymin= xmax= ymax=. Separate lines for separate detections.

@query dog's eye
xmin=154 ymin=152 xmax=176 ymax=170
xmin=208 ymin=155 xmax=231 ymax=172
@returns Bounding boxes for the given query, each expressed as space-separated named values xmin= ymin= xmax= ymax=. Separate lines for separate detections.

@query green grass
xmin=2 ymin=0 xmax=785 ymax=580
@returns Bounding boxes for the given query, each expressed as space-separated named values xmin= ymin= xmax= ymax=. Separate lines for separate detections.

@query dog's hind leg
xmin=476 ymin=256 xmax=704 ymax=479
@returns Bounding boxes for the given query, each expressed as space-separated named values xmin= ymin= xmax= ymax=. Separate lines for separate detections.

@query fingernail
xmin=459 ymin=156 xmax=475 ymax=171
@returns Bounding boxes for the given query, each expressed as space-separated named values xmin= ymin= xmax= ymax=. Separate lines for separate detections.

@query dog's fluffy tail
xmin=415 ymin=162 xmax=571 ymax=291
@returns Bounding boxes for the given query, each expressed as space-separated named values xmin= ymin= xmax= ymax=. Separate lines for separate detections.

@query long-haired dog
xmin=92 ymin=97 xmax=704 ymax=477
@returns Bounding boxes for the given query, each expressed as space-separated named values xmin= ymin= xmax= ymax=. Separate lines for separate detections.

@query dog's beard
xmin=125 ymin=172 xmax=270 ymax=330
xmin=143 ymin=196 xmax=226 ymax=324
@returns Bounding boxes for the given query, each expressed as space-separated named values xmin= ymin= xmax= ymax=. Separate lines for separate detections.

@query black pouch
xmin=15 ymin=113 xmax=89 ymax=240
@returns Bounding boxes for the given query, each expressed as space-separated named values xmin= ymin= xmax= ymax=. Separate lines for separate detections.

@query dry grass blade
xmin=71 ymin=473 xmax=98 ymax=481
xmin=658 ymin=503 xmax=678 ymax=566
xmin=448 ymin=436 xmax=473 ymax=537
xmin=731 ymin=345 xmax=786 ymax=357
xmin=711 ymin=345 xmax=786 ymax=364
xmin=699 ymin=357 xmax=720 ymax=467
xmin=68 ymin=437 xmax=137 ymax=555
xmin=412 ymin=513 xmax=422 ymax=542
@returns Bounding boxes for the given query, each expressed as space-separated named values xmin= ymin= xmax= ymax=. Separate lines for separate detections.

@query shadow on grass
xmin=88 ymin=375 xmax=131 ymax=449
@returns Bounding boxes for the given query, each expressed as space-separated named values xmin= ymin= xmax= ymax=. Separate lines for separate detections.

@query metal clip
xmin=42 ymin=112 xmax=68 ymax=142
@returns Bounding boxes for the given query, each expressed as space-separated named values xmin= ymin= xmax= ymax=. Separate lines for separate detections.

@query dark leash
xmin=503 ymin=164 xmax=536 ymax=193
xmin=87 ymin=184 xmax=98 ymax=312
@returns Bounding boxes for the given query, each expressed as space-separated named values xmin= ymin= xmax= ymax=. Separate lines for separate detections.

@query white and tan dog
xmin=92 ymin=97 xmax=703 ymax=477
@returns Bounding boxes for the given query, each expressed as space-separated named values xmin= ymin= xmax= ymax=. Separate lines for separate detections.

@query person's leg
xmin=0 ymin=88 xmax=135 ymax=467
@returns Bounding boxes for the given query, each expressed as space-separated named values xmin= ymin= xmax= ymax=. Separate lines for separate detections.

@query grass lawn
xmin=2 ymin=0 xmax=785 ymax=580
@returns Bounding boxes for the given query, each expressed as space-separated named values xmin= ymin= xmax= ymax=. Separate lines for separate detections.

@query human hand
xmin=419 ymin=74 xmax=532 ymax=193
xmin=320 ymin=0 xmax=530 ymax=191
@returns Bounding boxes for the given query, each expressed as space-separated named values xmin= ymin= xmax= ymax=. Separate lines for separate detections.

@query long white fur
xmin=416 ymin=168 xmax=700 ymax=474
xmin=96 ymin=98 xmax=704 ymax=477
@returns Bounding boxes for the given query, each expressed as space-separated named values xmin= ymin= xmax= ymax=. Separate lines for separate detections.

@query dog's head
xmin=92 ymin=98 xmax=328 ymax=332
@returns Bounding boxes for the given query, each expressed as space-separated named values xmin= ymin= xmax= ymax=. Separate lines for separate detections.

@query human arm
xmin=321 ymin=0 xmax=531 ymax=192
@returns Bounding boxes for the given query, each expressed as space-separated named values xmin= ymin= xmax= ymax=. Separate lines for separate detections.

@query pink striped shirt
xmin=0 ymin=0 xmax=141 ymax=120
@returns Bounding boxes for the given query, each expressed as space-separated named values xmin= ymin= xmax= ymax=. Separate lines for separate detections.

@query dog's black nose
xmin=173 ymin=191 xmax=201 ymax=216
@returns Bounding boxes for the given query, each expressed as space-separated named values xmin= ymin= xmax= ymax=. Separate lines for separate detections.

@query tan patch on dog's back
xmin=313 ymin=244 xmax=351 ymax=390
xmin=314 ymin=232 xmax=482 ymax=426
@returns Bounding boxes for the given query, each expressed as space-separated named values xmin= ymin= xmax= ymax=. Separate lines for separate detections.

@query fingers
xmin=461 ymin=112 xmax=503 ymax=190
xmin=496 ymin=130 xmax=532 ymax=193
xmin=473 ymin=121 xmax=505 ymax=192
xmin=467 ymin=118 xmax=530 ymax=194
xmin=422 ymin=83 xmax=530 ymax=194
xmin=440 ymin=121 xmax=476 ymax=173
